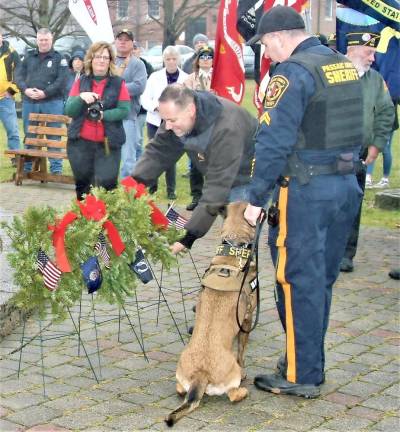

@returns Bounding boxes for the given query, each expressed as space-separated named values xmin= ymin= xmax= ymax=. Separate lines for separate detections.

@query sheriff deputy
xmin=244 ymin=5 xmax=364 ymax=399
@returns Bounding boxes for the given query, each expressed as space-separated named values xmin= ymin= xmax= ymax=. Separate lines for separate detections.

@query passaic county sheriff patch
xmin=264 ymin=75 xmax=289 ymax=109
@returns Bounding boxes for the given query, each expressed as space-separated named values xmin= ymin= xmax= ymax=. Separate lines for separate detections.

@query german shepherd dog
xmin=165 ymin=201 xmax=257 ymax=426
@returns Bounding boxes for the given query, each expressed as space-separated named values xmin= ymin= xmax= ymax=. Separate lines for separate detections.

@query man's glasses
xmin=93 ymin=55 xmax=110 ymax=61
xmin=199 ymin=54 xmax=213 ymax=60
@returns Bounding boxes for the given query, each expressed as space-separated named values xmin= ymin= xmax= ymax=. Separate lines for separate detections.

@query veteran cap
xmin=247 ymin=5 xmax=305 ymax=45
xmin=115 ymin=29 xmax=134 ymax=40
xmin=346 ymin=31 xmax=380 ymax=48
xmin=197 ymin=45 xmax=214 ymax=58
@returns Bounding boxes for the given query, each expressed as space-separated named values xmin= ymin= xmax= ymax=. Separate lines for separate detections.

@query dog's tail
xmin=165 ymin=375 xmax=207 ymax=427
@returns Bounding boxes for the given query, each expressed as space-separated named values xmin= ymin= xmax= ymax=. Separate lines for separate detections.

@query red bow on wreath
xmin=78 ymin=195 xmax=126 ymax=256
xmin=121 ymin=177 xmax=169 ymax=228
xmin=48 ymin=211 xmax=79 ymax=272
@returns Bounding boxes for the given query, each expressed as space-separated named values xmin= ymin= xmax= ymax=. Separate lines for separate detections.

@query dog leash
xmin=235 ymin=210 xmax=265 ymax=334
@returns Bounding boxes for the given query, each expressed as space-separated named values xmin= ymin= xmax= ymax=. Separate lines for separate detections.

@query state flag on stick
xmin=37 ymin=249 xmax=62 ymax=291
xmin=165 ymin=206 xmax=188 ymax=230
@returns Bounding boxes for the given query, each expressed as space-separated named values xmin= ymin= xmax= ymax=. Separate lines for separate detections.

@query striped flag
xmin=95 ymin=233 xmax=111 ymax=268
xmin=37 ymin=249 xmax=62 ymax=291
xmin=165 ymin=207 xmax=188 ymax=230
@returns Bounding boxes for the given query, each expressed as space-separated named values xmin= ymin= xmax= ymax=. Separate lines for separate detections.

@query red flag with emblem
xmin=211 ymin=0 xmax=245 ymax=104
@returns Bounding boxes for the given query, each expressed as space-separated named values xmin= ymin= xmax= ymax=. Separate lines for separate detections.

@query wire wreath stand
xmin=12 ymin=248 xmax=202 ymax=398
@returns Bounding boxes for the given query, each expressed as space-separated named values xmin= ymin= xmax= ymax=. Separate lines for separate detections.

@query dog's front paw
xmin=228 ymin=387 xmax=248 ymax=402
xmin=241 ymin=368 xmax=247 ymax=381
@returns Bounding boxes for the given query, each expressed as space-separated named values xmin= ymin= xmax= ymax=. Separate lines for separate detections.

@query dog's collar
xmin=215 ymin=241 xmax=253 ymax=260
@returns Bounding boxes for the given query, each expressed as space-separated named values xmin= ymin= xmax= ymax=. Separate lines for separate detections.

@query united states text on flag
xmin=165 ymin=207 xmax=188 ymax=230
xmin=95 ymin=232 xmax=111 ymax=268
xmin=37 ymin=249 xmax=62 ymax=291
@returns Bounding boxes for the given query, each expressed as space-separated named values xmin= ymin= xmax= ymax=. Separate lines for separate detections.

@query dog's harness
xmin=201 ymin=212 xmax=265 ymax=334
xmin=202 ymin=241 xmax=256 ymax=292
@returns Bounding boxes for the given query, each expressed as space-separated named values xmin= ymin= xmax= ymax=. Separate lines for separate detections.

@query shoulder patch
xmin=61 ymin=58 xmax=68 ymax=67
xmin=264 ymin=75 xmax=289 ymax=109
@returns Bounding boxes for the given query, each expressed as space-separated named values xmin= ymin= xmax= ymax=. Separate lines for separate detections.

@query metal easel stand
xmin=15 ymin=306 xmax=99 ymax=398
xmin=117 ymin=256 xmax=188 ymax=348
xmin=157 ymin=250 xmax=202 ymax=334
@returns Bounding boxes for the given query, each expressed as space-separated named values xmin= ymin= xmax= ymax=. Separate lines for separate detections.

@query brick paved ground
xmin=0 ymin=181 xmax=399 ymax=431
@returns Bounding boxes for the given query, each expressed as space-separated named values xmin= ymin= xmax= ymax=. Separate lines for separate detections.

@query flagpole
xmin=164 ymin=201 xmax=175 ymax=215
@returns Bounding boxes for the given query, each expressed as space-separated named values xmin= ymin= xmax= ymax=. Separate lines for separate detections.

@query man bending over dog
xmin=131 ymin=84 xmax=258 ymax=252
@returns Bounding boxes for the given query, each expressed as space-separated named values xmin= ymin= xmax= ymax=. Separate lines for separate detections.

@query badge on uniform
xmin=264 ymin=75 xmax=289 ymax=109
xmin=81 ymin=256 xmax=103 ymax=294
xmin=47 ymin=60 xmax=53 ymax=68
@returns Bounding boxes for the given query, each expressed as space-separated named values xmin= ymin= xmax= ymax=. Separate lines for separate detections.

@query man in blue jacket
xmin=16 ymin=28 xmax=68 ymax=174
xmin=244 ymin=6 xmax=364 ymax=398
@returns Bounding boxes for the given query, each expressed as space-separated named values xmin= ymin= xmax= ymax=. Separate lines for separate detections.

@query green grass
xmin=1 ymin=81 xmax=398 ymax=229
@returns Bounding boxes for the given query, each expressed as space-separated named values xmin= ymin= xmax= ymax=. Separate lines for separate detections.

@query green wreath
xmin=1 ymin=185 xmax=181 ymax=321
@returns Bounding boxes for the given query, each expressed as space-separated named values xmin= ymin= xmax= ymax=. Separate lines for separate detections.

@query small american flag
xmin=165 ymin=206 xmax=188 ymax=230
xmin=37 ymin=249 xmax=62 ymax=291
xmin=95 ymin=233 xmax=111 ymax=268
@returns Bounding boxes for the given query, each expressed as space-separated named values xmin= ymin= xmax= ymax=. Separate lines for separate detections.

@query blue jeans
xmin=136 ymin=113 xmax=146 ymax=160
xmin=120 ymin=117 xmax=138 ymax=178
xmin=0 ymin=97 xmax=20 ymax=150
xmin=366 ymin=132 xmax=393 ymax=177
xmin=22 ymin=98 xmax=64 ymax=173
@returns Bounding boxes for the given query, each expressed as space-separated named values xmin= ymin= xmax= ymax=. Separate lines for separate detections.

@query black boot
xmin=186 ymin=199 xmax=199 ymax=211
xmin=276 ymin=355 xmax=325 ymax=385
xmin=254 ymin=373 xmax=320 ymax=398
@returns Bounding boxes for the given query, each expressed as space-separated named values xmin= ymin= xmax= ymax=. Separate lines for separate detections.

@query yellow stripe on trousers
xmin=275 ymin=183 xmax=296 ymax=383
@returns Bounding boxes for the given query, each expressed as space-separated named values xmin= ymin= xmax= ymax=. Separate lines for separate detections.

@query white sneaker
xmin=365 ymin=177 xmax=373 ymax=188
xmin=375 ymin=178 xmax=389 ymax=188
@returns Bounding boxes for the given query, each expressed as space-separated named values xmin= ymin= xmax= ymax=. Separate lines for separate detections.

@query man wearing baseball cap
xmin=114 ymin=29 xmax=147 ymax=178
xmin=244 ymin=6 xmax=364 ymax=398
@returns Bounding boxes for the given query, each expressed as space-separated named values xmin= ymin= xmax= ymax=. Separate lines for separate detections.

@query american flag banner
xmin=94 ymin=232 xmax=111 ymax=268
xmin=37 ymin=249 xmax=62 ymax=291
xmin=165 ymin=207 xmax=188 ymax=230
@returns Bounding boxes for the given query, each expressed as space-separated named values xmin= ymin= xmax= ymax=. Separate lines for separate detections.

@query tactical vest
xmin=288 ymin=51 xmax=363 ymax=150
xmin=67 ymin=74 xmax=126 ymax=148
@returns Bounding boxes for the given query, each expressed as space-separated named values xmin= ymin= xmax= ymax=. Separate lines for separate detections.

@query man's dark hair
xmin=159 ymin=84 xmax=195 ymax=109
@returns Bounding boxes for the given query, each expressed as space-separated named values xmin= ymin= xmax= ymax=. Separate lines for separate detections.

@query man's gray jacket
xmin=115 ymin=55 xmax=147 ymax=119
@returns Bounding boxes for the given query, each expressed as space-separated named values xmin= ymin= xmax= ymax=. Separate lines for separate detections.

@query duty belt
xmin=283 ymin=152 xmax=364 ymax=185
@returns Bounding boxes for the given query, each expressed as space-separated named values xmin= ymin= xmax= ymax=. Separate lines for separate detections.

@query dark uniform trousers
xmin=268 ymin=173 xmax=362 ymax=385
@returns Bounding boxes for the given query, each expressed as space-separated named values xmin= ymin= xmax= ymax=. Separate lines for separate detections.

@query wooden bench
xmin=4 ymin=113 xmax=74 ymax=186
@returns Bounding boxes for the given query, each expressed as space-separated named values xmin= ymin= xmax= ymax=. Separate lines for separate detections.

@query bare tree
xmin=0 ymin=0 xmax=78 ymax=45
xmin=147 ymin=0 xmax=219 ymax=48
